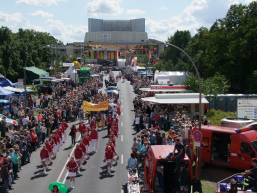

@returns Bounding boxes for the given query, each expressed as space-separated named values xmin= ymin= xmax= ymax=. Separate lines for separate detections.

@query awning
xmin=140 ymin=88 xmax=187 ymax=92
xmin=3 ymin=86 xmax=33 ymax=93
xmin=141 ymin=93 xmax=209 ymax=104
xmin=0 ymin=87 xmax=14 ymax=98
xmin=24 ymin=66 xmax=49 ymax=77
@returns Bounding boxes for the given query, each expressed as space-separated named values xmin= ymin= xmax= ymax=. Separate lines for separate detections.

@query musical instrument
xmin=112 ymin=159 xmax=117 ymax=166
xmin=84 ymin=154 xmax=90 ymax=160
xmin=113 ymin=155 xmax=119 ymax=161
xmin=50 ymin=152 xmax=56 ymax=160
xmin=46 ymin=159 xmax=53 ymax=166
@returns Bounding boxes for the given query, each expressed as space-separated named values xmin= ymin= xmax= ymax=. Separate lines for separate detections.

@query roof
xmin=0 ymin=77 xmax=13 ymax=87
xmin=141 ymin=93 xmax=209 ymax=104
xmin=201 ymin=125 xmax=252 ymax=134
xmin=24 ymin=66 xmax=49 ymax=77
xmin=3 ymin=86 xmax=33 ymax=93
xmin=149 ymin=145 xmax=189 ymax=160
xmin=0 ymin=87 xmax=14 ymax=98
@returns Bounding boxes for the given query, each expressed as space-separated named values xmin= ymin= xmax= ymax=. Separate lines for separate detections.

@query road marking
xmin=121 ymin=122 xmax=123 ymax=127
xmin=121 ymin=154 xmax=123 ymax=165
xmin=121 ymin=112 xmax=123 ymax=116
xmin=121 ymin=105 xmax=123 ymax=108
xmin=121 ymin=100 xmax=123 ymax=102
xmin=121 ymin=135 xmax=123 ymax=141
xmin=121 ymin=95 xmax=123 ymax=98
xmin=57 ymin=135 xmax=81 ymax=183
xmin=121 ymin=186 xmax=124 ymax=193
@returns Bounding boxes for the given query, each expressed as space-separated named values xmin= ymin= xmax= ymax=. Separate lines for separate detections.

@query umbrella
xmin=48 ymin=182 xmax=68 ymax=193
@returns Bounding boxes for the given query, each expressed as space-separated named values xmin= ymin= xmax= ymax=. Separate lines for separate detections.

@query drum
xmin=113 ymin=155 xmax=119 ymax=161
xmin=46 ymin=159 xmax=53 ymax=166
xmin=50 ymin=152 xmax=56 ymax=160
xmin=112 ymin=160 xmax=117 ymax=166
xmin=82 ymin=160 xmax=87 ymax=165
xmin=79 ymin=158 xmax=84 ymax=164
xmin=84 ymin=154 xmax=90 ymax=160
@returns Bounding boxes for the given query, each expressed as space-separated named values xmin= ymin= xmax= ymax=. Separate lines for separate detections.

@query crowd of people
xmin=0 ymin=72 xmax=122 ymax=192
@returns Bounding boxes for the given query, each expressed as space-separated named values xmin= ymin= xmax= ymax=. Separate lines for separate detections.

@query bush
xmin=206 ymin=109 xmax=237 ymax=126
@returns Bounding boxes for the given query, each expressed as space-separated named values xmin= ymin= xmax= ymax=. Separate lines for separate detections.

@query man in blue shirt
xmin=242 ymin=158 xmax=257 ymax=192
xmin=150 ymin=131 xmax=156 ymax=145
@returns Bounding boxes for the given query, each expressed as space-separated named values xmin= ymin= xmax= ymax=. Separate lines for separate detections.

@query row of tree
xmin=153 ymin=1 xmax=257 ymax=94
xmin=0 ymin=27 xmax=62 ymax=82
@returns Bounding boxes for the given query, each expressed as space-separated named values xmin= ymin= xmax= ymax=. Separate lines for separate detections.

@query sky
xmin=0 ymin=0 xmax=255 ymax=44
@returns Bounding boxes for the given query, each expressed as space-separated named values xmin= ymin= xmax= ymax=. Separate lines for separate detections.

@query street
xmin=10 ymin=73 xmax=137 ymax=193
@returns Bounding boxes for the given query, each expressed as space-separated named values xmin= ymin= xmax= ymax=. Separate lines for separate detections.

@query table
xmin=127 ymin=169 xmax=140 ymax=193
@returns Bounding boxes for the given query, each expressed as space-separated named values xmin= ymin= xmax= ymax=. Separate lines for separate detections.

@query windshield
xmin=80 ymin=72 xmax=90 ymax=77
xmin=251 ymin=141 xmax=257 ymax=152
xmin=107 ymin=87 xmax=117 ymax=91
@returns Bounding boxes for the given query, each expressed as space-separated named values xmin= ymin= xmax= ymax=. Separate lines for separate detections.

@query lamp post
xmin=23 ymin=45 xmax=50 ymax=116
xmin=165 ymin=43 xmax=202 ymax=178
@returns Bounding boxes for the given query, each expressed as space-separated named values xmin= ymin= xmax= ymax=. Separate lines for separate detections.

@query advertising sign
xmin=83 ymin=100 xmax=108 ymax=111
xmin=63 ymin=63 xmax=74 ymax=67
xmin=238 ymin=99 xmax=257 ymax=119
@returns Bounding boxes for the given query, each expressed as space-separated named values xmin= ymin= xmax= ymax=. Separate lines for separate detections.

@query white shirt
xmin=9 ymin=130 xmax=14 ymax=140
xmin=135 ymin=117 xmax=140 ymax=124
xmin=22 ymin=118 xmax=28 ymax=125
xmin=41 ymin=126 xmax=47 ymax=133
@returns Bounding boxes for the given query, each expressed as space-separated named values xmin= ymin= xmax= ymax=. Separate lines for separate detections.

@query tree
xmin=71 ymin=54 xmax=77 ymax=62
xmin=61 ymin=54 xmax=67 ymax=62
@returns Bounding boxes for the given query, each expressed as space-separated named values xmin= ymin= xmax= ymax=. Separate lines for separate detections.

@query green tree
xmin=71 ymin=54 xmax=77 ymax=62
xmin=61 ymin=54 xmax=67 ymax=62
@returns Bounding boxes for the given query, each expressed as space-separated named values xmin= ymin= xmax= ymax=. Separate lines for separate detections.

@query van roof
xmin=201 ymin=125 xmax=251 ymax=134
xmin=149 ymin=145 xmax=190 ymax=161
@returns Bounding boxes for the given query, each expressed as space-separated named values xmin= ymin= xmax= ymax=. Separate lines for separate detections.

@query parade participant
xmin=109 ymin=135 xmax=116 ymax=147
xmin=40 ymin=145 xmax=49 ymax=174
xmin=105 ymin=140 xmax=117 ymax=155
xmin=62 ymin=119 xmax=68 ymax=143
xmin=107 ymin=114 xmax=112 ymax=136
xmin=105 ymin=146 xmax=114 ymax=174
xmin=82 ymin=132 xmax=90 ymax=153
xmin=49 ymin=135 xmax=57 ymax=155
xmin=70 ymin=125 xmax=77 ymax=147
xmin=90 ymin=126 xmax=98 ymax=153
xmin=100 ymin=114 xmax=106 ymax=129
xmin=66 ymin=156 xmax=78 ymax=189
xmin=90 ymin=117 xmax=96 ymax=130
xmin=74 ymin=144 xmax=83 ymax=174
xmin=78 ymin=121 xmax=86 ymax=138
xmin=45 ymin=139 xmax=54 ymax=157
xmin=79 ymin=140 xmax=87 ymax=155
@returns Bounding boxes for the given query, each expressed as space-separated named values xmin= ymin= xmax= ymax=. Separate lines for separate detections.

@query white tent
xmin=63 ymin=66 xmax=78 ymax=83
xmin=154 ymin=71 xmax=190 ymax=85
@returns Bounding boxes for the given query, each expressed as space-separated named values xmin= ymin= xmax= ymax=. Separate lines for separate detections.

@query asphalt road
xmin=11 ymin=73 xmax=137 ymax=193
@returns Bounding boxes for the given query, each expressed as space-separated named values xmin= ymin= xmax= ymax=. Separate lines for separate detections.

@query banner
xmin=83 ymin=100 xmax=108 ymax=111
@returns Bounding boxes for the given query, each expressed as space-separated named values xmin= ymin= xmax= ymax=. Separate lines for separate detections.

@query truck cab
xmin=143 ymin=145 xmax=196 ymax=193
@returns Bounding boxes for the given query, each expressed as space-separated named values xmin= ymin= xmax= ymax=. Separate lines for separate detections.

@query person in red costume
xmin=106 ymin=114 xmax=113 ymax=136
xmin=105 ymin=146 xmax=114 ymax=174
xmin=40 ymin=145 xmax=49 ymax=174
xmin=78 ymin=121 xmax=86 ymax=138
xmin=74 ymin=144 xmax=83 ymax=174
xmin=66 ymin=156 xmax=78 ymax=189
xmin=90 ymin=126 xmax=98 ymax=153
xmin=62 ymin=119 xmax=68 ymax=143
xmin=82 ymin=133 xmax=90 ymax=154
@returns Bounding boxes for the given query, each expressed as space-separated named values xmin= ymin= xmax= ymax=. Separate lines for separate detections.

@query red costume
xmin=40 ymin=149 xmax=49 ymax=159
xmin=74 ymin=148 xmax=83 ymax=160
xmin=105 ymin=150 xmax=114 ymax=160
xmin=90 ymin=130 xmax=98 ymax=140
xmin=66 ymin=160 xmax=78 ymax=172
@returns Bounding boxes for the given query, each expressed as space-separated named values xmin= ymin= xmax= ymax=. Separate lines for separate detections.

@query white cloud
xmin=46 ymin=19 xmax=88 ymax=43
xmin=159 ymin=6 xmax=168 ymax=10
xmin=245 ymin=0 xmax=255 ymax=3
xmin=31 ymin=10 xmax=53 ymax=18
xmin=0 ymin=11 xmax=23 ymax=25
xmin=86 ymin=0 xmax=123 ymax=16
xmin=126 ymin=9 xmax=145 ymax=15
xmin=16 ymin=0 xmax=66 ymax=6
xmin=146 ymin=0 xmax=238 ymax=42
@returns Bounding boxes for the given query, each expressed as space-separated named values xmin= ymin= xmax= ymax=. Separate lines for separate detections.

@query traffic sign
xmin=193 ymin=130 xmax=202 ymax=142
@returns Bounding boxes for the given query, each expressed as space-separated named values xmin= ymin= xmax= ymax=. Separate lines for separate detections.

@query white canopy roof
xmin=141 ymin=93 xmax=209 ymax=104
xmin=140 ymin=88 xmax=187 ymax=92
xmin=4 ymin=86 xmax=33 ymax=93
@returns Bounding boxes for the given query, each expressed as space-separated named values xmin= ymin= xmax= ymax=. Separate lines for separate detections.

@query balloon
xmin=38 ymin=115 xmax=42 ymax=120
xmin=13 ymin=120 xmax=16 ymax=124
xmin=72 ymin=92 xmax=74 ymax=95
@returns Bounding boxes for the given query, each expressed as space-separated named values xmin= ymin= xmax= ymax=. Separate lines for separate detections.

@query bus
xmin=78 ymin=67 xmax=91 ymax=85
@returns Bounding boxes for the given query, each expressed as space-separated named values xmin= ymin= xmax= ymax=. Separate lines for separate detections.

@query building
xmin=56 ymin=18 xmax=164 ymax=65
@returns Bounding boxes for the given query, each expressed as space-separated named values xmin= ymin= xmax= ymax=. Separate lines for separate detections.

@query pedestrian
xmin=90 ymin=126 xmax=98 ymax=153
xmin=66 ymin=156 xmax=78 ymax=189
xmin=51 ymin=185 xmax=61 ymax=193
xmin=78 ymin=121 xmax=86 ymax=139
xmin=127 ymin=153 xmax=138 ymax=169
xmin=12 ymin=149 xmax=20 ymax=180
xmin=105 ymin=146 xmax=114 ymax=175
xmin=40 ymin=145 xmax=50 ymax=174
xmin=242 ymin=158 xmax=257 ymax=192
xmin=0 ymin=116 xmax=7 ymax=138
xmin=1 ymin=160 xmax=9 ymax=193
xmin=134 ymin=114 xmax=140 ymax=133
xmin=70 ymin=125 xmax=77 ymax=147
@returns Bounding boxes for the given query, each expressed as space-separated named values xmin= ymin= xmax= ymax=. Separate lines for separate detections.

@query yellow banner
xmin=83 ymin=100 xmax=108 ymax=111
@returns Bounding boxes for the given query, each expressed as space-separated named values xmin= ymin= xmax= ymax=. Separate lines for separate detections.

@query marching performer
xmin=105 ymin=146 xmax=114 ymax=175
xmin=40 ymin=145 xmax=50 ymax=174
xmin=90 ymin=126 xmax=98 ymax=153
xmin=74 ymin=144 xmax=83 ymax=174
xmin=62 ymin=119 xmax=68 ymax=143
xmin=78 ymin=121 xmax=86 ymax=138
xmin=82 ymin=132 xmax=90 ymax=154
xmin=66 ymin=156 xmax=78 ymax=189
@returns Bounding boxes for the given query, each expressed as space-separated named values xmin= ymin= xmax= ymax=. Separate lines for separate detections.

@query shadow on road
xmin=64 ymin=146 xmax=73 ymax=151
xmin=31 ymin=172 xmax=48 ymax=180
xmin=99 ymin=165 xmax=115 ymax=179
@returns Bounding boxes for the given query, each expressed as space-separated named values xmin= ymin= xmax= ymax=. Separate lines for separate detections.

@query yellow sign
xmin=138 ymin=63 xmax=146 ymax=66
xmin=83 ymin=100 xmax=108 ymax=111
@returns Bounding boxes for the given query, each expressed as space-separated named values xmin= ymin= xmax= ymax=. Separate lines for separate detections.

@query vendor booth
xmin=140 ymin=85 xmax=187 ymax=93
xmin=141 ymin=93 xmax=209 ymax=119
xmin=24 ymin=66 xmax=49 ymax=85
xmin=63 ymin=66 xmax=78 ymax=83
xmin=0 ymin=86 xmax=14 ymax=99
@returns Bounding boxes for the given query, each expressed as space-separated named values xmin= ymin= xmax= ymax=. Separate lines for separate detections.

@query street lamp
xmin=165 ymin=43 xmax=202 ymax=178
xmin=23 ymin=45 xmax=50 ymax=115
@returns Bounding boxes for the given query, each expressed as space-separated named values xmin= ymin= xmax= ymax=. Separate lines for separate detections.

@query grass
xmin=201 ymin=178 xmax=216 ymax=193
xmin=206 ymin=109 xmax=237 ymax=126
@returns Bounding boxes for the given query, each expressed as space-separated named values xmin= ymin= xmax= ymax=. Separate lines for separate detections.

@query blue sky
xmin=0 ymin=0 xmax=254 ymax=44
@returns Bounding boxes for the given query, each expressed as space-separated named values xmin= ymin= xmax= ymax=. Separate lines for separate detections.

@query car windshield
xmin=251 ymin=141 xmax=257 ymax=152
xmin=107 ymin=87 xmax=117 ymax=91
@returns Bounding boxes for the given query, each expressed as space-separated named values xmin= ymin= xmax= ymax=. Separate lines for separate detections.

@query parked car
xmin=105 ymin=86 xmax=119 ymax=98
xmin=0 ymin=114 xmax=18 ymax=127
